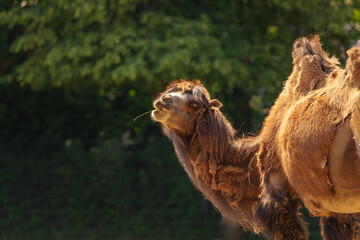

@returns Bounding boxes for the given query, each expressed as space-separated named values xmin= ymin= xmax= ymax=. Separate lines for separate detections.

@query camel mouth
xmin=151 ymin=98 xmax=172 ymax=122
xmin=154 ymin=104 xmax=170 ymax=112
xmin=151 ymin=108 xmax=170 ymax=122
xmin=153 ymin=98 xmax=172 ymax=112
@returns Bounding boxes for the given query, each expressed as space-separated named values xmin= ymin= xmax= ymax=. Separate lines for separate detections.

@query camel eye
xmin=189 ymin=101 xmax=200 ymax=110
xmin=162 ymin=96 xmax=172 ymax=103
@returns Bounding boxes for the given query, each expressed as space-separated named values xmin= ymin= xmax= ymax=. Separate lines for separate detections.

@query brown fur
xmin=277 ymin=41 xmax=360 ymax=239
xmin=320 ymin=214 xmax=360 ymax=240
xmin=153 ymin=38 xmax=360 ymax=239
xmin=278 ymin=42 xmax=360 ymax=212
xmin=255 ymin=36 xmax=339 ymax=239
xmin=258 ymin=35 xmax=338 ymax=176
xmin=153 ymin=80 xmax=264 ymax=234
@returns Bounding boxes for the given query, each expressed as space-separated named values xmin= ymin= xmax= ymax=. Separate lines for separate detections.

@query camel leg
xmin=255 ymin=170 xmax=309 ymax=240
xmin=320 ymin=214 xmax=360 ymax=240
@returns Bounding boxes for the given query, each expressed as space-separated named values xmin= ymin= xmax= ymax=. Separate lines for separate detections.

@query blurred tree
xmin=0 ymin=0 xmax=359 ymax=239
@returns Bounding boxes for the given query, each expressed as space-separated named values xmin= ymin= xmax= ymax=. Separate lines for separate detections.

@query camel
xmin=151 ymin=37 xmax=360 ymax=239
xmin=275 ymin=41 xmax=360 ymax=239
xmin=255 ymin=37 xmax=360 ymax=240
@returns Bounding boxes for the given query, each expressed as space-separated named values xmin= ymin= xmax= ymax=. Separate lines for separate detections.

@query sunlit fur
xmin=276 ymin=41 xmax=360 ymax=239
xmin=152 ymin=38 xmax=360 ymax=240
xmin=152 ymin=80 xmax=265 ymax=235
xmin=255 ymin=35 xmax=339 ymax=239
xmin=256 ymin=36 xmax=360 ymax=240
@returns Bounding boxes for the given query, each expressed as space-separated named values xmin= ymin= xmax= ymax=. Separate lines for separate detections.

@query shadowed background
xmin=0 ymin=0 xmax=359 ymax=239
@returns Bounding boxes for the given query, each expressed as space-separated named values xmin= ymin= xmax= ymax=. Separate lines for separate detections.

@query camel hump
xmin=292 ymin=35 xmax=322 ymax=57
xmin=346 ymin=41 xmax=360 ymax=81
xmin=292 ymin=36 xmax=322 ymax=62
xmin=290 ymin=36 xmax=338 ymax=94
xmin=292 ymin=35 xmax=338 ymax=74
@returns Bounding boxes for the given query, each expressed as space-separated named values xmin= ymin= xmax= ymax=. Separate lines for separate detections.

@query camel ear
xmin=210 ymin=99 xmax=222 ymax=108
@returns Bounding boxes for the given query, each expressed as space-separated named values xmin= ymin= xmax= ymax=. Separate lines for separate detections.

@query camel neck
xmin=187 ymin=109 xmax=261 ymax=197
xmin=169 ymin=130 xmax=261 ymax=232
xmin=189 ymin=108 xmax=260 ymax=168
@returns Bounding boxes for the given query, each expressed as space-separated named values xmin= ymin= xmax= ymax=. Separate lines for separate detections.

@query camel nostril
xmin=154 ymin=100 xmax=161 ymax=108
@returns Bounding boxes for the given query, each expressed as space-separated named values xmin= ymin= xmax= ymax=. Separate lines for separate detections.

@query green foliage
xmin=2 ymin=0 xmax=357 ymax=95
xmin=0 ymin=84 xmax=223 ymax=239
xmin=0 ymin=0 xmax=359 ymax=239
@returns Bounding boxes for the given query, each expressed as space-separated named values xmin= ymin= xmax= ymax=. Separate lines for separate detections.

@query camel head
xmin=152 ymin=80 xmax=222 ymax=135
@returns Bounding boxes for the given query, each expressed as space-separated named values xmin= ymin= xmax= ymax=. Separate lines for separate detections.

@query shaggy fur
xmin=320 ymin=214 xmax=360 ymax=240
xmin=257 ymin=35 xmax=338 ymax=175
xmin=255 ymin=35 xmax=338 ymax=239
xmin=153 ymin=80 xmax=264 ymax=234
xmin=153 ymin=38 xmax=360 ymax=239
xmin=278 ymin=41 xmax=360 ymax=238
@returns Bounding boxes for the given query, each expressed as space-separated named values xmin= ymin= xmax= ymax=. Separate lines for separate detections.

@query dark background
xmin=0 ymin=0 xmax=359 ymax=239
